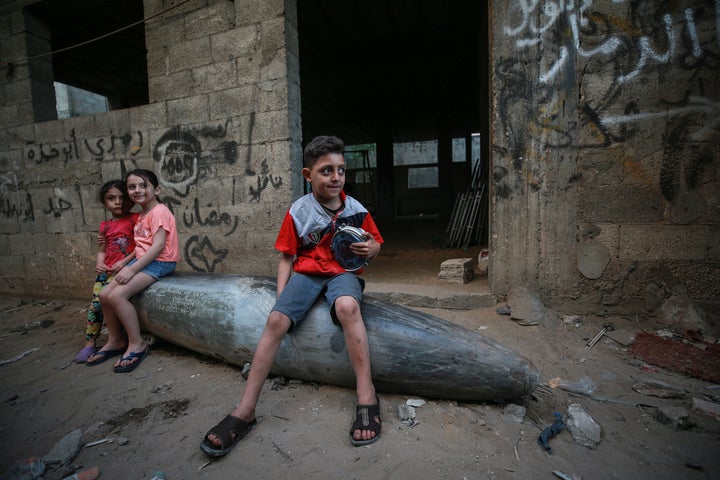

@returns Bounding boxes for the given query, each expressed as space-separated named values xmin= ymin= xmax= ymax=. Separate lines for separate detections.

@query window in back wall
xmin=26 ymin=0 xmax=148 ymax=120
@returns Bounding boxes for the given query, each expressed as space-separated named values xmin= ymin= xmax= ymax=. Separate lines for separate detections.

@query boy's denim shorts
xmin=127 ymin=258 xmax=176 ymax=280
xmin=272 ymin=272 xmax=364 ymax=331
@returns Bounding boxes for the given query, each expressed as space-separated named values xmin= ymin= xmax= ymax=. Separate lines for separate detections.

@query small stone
xmin=562 ymin=315 xmax=582 ymax=324
xmin=502 ymin=403 xmax=526 ymax=423
xmin=397 ymin=404 xmax=416 ymax=421
xmin=654 ymin=406 xmax=692 ymax=430
xmin=271 ymin=376 xmax=288 ymax=390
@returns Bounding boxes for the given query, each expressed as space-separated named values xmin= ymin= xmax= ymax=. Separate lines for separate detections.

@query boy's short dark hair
xmin=303 ymin=135 xmax=344 ymax=168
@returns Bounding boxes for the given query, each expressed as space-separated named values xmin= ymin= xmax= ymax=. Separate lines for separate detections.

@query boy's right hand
xmin=95 ymin=263 xmax=109 ymax=274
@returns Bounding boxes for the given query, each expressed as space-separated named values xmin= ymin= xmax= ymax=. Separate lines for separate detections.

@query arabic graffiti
xmin=148 ymin=122 xmax=244 ymax=273
xmin=497 ymin=0 xmax=720 ymax=149
xmin=8 ymin=115 xmax=286 ymax=275
xmin=598 ymin=96 xmax=720 ymax=143
xmin=248 ymin=159 xmax=283 ymax=202
xmin=0 ymin=173 xmax=18 ymax=196
xmin=184 ymin=235 xmax=228 ymax=273
xmin=152 ymin=122 xmax=240 ymax=197
xmin=504 ymin=0 xmax=720 ymax=85
xmin=43 ymin=196 xmax=72 ymax=218
xmin=84 ymin=131 xmax=143 ymax=160
xmin=182 ymin=198 xmax=238 ymax=236
xmin=153 ymin=126 xmax=201 ymax=197
xmin=25 ymin=128 xmax=143 ymax=164
xmin=0 ymin=188 xmax=82 ymax=221
xmin=0 ymin=191 xmax=34 ymax=222
xmin=495 ymin=0 xmax=718 ymax=226
xmin=659 ymin=118 xmax=714 ymax=224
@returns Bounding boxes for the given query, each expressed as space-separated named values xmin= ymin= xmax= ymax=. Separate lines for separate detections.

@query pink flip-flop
xmin=74 ymin=346 xmax=97 ymax=363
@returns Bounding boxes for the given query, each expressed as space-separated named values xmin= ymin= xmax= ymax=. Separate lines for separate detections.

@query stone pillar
xmin=23 ymin=10 xmax=56 ymax=122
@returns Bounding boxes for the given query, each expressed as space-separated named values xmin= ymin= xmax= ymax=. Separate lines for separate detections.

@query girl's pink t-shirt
xmin=134 ymin=203 xmax=180 ymax=262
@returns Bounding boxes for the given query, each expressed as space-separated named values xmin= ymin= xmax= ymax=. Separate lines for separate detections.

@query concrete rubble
xmin=505 ymin=286 xmax=546 ymax=326
xmin=566 ymin=404 xmax=602 ymax=448
xmin=437 ymin=258 xmax=475 ymax=284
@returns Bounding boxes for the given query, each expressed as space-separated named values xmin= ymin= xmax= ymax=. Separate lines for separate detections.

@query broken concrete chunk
xmin=632 ymin=378 xmax=687 ymax=399
xmin=566 ymin=404 xmax=601 ymax=448
xmin=506 ymin=286 xmax=545 ymax=325
xmin=502 ymin=403 xmax=526 ymax=423
xmin=438 ymin=258 xmax=475 ymax=284
xmin=654 ymin=406 xmax=692 ymax=430
xmin=42 ymin=428 xmax=82 ymax=466
xmin=397 ymin=404 xmax=416 ymax=421
xmin=605 ymin=328 xmax=636 ymax=347
xmin=692 ymin=398 xmax=720 ymax=421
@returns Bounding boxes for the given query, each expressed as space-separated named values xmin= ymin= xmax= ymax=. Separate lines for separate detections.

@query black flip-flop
xmin=113 ymin=348 xmax=148 ymax=373
xmin=85 ymin=348 xmax=124 ymax=366
xmin=200 ymin=415 xmax=256 ymax=457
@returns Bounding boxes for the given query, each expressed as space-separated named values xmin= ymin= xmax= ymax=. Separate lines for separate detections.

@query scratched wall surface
xmin=491 ymin=0 xmax=720 ymax=312
xmin=0 ymin=0 xmax=303 ymax=298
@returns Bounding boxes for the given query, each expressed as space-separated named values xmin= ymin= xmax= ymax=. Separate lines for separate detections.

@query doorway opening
xmin=297 ymin=0 xmax=489 ymax=254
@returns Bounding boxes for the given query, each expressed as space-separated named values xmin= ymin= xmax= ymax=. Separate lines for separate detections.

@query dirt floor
xmin=1 ymin=223 xmax=719 ymax=479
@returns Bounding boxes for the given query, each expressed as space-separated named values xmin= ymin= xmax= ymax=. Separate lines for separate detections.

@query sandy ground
xmin=1 ymin=274 xmax=720 ymax=480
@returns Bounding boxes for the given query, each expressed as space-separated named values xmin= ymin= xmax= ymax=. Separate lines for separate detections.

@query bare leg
xmin=334 ymin=295 xmax=378 ymax=443
xmin=97 ymin=272 xmax=155 ymax=368
xmin=207 ymin=310 xmax=292 ymax=447
xmin=86 ymin=282 xmax=129 ymax=362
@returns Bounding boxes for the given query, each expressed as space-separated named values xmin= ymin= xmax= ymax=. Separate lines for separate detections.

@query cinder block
xmin=167 ymin=95 xmax=210 ymax=125
xmin=168 ymin=37 xmax=211 ymax=73
xmin=33 ymin=118 xmax=64 ymax=142
xmin=212 ymin=25 xmax=259 ymax=61
xmin=438 ymin=258 xmax=475 ymax=284
xmin=94 ymin=109 xmax=130 ymax=138
xmin=192 ymin=61 xmax=237 ymax=95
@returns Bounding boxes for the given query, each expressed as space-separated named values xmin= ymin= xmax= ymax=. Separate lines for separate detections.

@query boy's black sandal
xmin=349 ymin=396 xmax=382 ymax=446
xmin=200 ymin=415 xmax=256 ymax=457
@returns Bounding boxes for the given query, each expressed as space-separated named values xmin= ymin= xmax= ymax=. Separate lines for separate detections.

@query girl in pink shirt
xmin=86 ymin=169 xmax=179 ymax=373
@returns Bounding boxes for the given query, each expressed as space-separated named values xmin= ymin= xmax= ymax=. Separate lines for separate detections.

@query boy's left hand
xmin=350 ymin=235 xmax=379 ymax=259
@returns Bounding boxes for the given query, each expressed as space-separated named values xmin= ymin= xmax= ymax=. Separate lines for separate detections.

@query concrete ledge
xmin=365 ymin=282 xmax=496 ymax=310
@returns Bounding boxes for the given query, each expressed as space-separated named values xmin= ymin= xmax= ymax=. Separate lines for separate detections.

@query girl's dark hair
xmin=303 ymin=135 xmax=344 ymax=168
xmin=98 ymin=179 xmax=133 ymax=213
xmin=125 ymin=169 xmax=160 ymax=188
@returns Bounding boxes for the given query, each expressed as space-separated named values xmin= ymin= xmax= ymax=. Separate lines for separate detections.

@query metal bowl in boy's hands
xmin=331 ymin=225 xmax=370 ymax=271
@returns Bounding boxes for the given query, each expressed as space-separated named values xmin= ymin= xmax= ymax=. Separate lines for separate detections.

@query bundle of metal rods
xmin=446 ymin=160 xmax=487 ymax=248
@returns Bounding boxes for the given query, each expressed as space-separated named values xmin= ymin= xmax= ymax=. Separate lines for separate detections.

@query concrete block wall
xmin=0 ymin=0 xmax=303 ymax=298
xmin=491 ymin=0 xmax=720 ymax=313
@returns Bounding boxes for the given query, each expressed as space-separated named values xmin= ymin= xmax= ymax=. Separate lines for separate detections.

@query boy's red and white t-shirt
xmin=275 ymin=191 xmax=383 ymax=276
